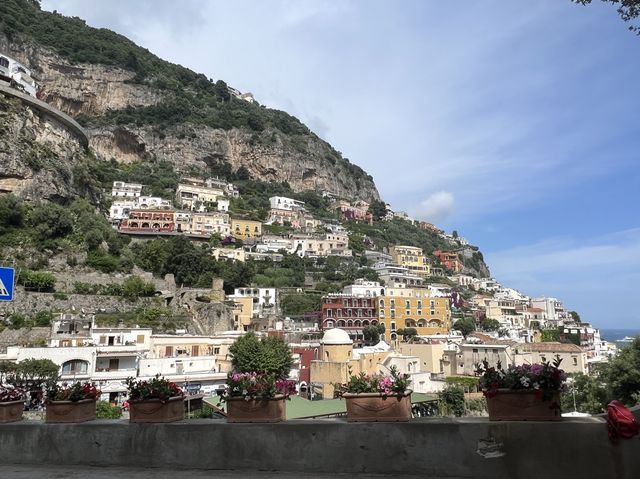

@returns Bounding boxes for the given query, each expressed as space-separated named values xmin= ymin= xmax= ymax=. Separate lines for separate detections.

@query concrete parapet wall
xmin=0 ymin=418 xmax=637 ymax=478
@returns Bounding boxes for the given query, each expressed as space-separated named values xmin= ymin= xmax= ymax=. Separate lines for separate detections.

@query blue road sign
xmin=0 ymin=267 xmax=15 ymax=301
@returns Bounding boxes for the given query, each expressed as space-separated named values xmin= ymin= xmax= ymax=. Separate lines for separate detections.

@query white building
xmin=111 ymin=181 xmax=142 ymax=198
xmin=0 ymin=53 xmax=38 ymax=97
xmin=373 ymin=263 xmax=424 ymax=287
xmin=531 ymin=297 xmax=570 ymax=324
xmin=342 ymin=279 xmax=384 ymax=297
xmin=269 ymin=196 xmax=305 ymax=211
xmin=291 ymin=232 xmax=351 ymax=258
xmin=137 ymin=196 xmax=172 ymax=209
xmin=176 ymin=183 xmax=225 ymax=211
xmin=228 ymin=287 xmax=277 ymax=319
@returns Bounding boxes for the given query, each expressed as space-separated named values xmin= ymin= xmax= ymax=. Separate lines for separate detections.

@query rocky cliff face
xmin=0 ymin=94 xmax=95 ymax=202
xmin=0 ymin=33 xmax=380 ymax=202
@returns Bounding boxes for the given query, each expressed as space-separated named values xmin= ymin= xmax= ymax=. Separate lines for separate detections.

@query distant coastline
xmin=600 ymin=329 xmax=640 ymax=343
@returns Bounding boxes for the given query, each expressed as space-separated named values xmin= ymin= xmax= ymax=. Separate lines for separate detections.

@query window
xmin=573 ymin=356 xmax=578 ymax=366
xmin=136 ymin=335 xmax=145 ymax=344
xmin=326 ymin=309 xmax=332 ymax=318
xmin=379 ymin=299 xmax=385 ymax=308
xmin=61 ymin=360 xmax=88 ymax=375
xmin=214 ymin=347 xmax=220 ymax=355
xmin=405 ymin=300 xmax=410 ymax=309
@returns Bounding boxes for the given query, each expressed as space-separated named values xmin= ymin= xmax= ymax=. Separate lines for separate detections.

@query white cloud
xmin=411 ymin=191 xmax=454 ymax=223
xmin=485 ymin=229 xmax=640 ymax=327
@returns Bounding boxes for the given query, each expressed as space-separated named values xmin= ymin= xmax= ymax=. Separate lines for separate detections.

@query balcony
xmin=92 ymin=368 xmax=137 ymax=380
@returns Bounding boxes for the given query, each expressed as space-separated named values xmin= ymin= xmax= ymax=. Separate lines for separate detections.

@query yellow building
xmin=309 ymin=329 xmax=390 ymax=399
xmin=190 ymin=212 xmax=230 ymax=237
xmin=398 ymin=342 xmax=446 ymax=374
xmin=230 ymin=296 xmax=253 ymax=331
xmin=378 ymin=287 xmax=451 ymax=339
xmin=231 ymin=218 xmax=262 ymax=240
xmin=390 ymin=245 xmax=430 ymax=277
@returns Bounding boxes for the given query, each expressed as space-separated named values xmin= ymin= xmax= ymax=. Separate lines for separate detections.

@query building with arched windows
xmin=320 ymin=294 xmax=379 ymax=345
xmin=378 ymin=287 xmax=451 ymax=340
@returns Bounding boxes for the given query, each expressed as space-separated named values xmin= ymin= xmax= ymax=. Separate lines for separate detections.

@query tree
xmin=572 ymin=0 xmax=640 ymax=34
xmin=561 ymin=373 xmax=609 ymax=414
xmin=33 ymin=310 xmax=54 ymax=327
xmin=481 ymin=318 xmax=500 ymax=332
xmin=541 ymin=328 xmax=561 ymax=342
xmin=363 ymin=325 xmax=380 ymax=344
xmin=280 ymin=293 xmax=321 ymax=316
xmin=0 ymin=193 xmax=25 ymax=229
xmin=396 ymin=327 xmax=417 ymax=341
xmin=600 ymin=336 xmax=640 ymax=406
xmin=438 ymin=385 xmax=466 ymax=417
xmin=13 ymin=358 xmax=59 ymax=389
xmin=367 ymin=199 xmax=387 ymax=221
xmin=122 ymin=276 xmax=156 ymax=298
xmin=229 ymin=332 xmax=293 ymax=378
xmin=29 ymin=202 xmax=73 ymax=241
xmin=569 ymin=311 xmax=581 ymax=323
xmin=452 ymin=317 xmax=476 ymax=337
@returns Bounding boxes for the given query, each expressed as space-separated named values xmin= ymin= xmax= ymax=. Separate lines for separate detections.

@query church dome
xmin=321 ymin=328 xmax=353 ymax=345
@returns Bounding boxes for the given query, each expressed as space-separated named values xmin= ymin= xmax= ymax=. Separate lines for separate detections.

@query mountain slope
xmin=0 ymin=0 xmax=380 ymax=201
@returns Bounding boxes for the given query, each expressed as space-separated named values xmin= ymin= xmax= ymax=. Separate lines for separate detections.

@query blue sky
xmin=41 ymin=1 xmax=640 ymax=329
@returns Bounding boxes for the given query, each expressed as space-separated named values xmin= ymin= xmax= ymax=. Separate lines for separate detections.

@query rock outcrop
xmin=0 ymin=33 xmax=380 ymax=202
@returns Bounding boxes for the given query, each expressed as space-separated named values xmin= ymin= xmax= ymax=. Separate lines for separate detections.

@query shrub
xmin=438 ymin=385 xmax=466 ymax=417
xmin=17 ymin=270 xmax=56 ymax=292
xmin=96 ymin=400 xmax=123 ymax=419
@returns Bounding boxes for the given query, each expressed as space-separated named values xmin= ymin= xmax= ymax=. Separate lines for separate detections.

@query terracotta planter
xmin=486 ymin=389 xmax=562 ymax=421
xmin=129 ymin=396 xmax=184 ymax=423
xmin=0 ymin=400 xmax=24 ymax=424
xmin=342 ymin=390 xmax=412 ymax=422
xmin=225 ymin=394 xmax=286 ymax=423
xmin=45 ymin=398 xmax=97 ymax=423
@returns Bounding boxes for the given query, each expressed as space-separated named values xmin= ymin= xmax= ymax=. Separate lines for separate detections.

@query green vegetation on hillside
xmin=346 ymin=218 xmax=450 ymax=257
xmin=0 ymin=0 xmax=373 ymax=190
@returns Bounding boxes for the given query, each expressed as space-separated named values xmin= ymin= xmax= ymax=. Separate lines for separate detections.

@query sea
xmin=600 ymin=329 xmax=640 ymax=344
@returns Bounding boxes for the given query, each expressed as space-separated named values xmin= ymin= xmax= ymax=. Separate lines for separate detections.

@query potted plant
xmin=45 ymin=382 xmax=101 ymax=423
xmin=219 ymin=332 xmax=296 ymax=423
xmin=476 ymin=355 xmax=567 ymax=421
xmin=126 ymin=375 xmax=184 ymax=423
xmin=0 ymin=384 xmax=25 ymax=424
xmin=334 ymin=366 xmax=413 ymax=422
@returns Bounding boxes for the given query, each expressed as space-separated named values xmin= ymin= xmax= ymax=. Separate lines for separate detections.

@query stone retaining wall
xmin=0 ymin=418 xmax=637 ymax=478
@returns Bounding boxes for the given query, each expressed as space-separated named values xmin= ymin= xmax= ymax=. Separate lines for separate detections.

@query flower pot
xmin=342 ymin=390 xmax=412 ymax=422
xmin=45 ymin=398 xmax=97 ymax=423
xmin=225 ymin=394 xmax=286 ymax=423
xmin=129 ymin=396 xmax=184 ymax=423
xmin=0 ymin=400 xmax=24 ymax=424
xmin=486 ymin=389 xmax=561 ymax=421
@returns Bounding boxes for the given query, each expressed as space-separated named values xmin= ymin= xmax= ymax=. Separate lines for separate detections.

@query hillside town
xmin=0 ymin=175 xmax=618 ymax=408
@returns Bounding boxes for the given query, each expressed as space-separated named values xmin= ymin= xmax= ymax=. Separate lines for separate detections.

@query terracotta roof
xmin=521 ymin=342 xmax=583 ymax=353
xmin=527 ymin=308 xmax=544 ymax=312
